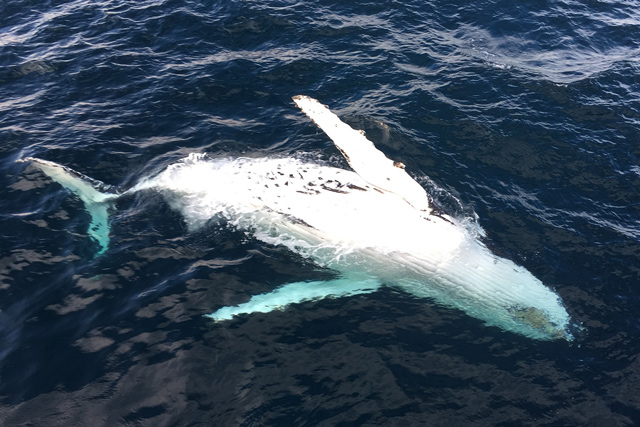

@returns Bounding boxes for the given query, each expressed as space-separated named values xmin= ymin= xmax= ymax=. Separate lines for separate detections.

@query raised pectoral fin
xmin=206 ymin=277 xmax=382 ymax=321
xmin=293 ymin=95 xmax=430 ymax=213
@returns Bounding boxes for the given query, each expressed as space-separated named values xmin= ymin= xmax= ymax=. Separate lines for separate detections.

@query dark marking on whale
xmin=346 ymin=183 xmax=367 ymax=191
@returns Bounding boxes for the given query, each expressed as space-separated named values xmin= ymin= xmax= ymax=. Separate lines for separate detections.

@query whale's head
xmin=389 ymin=235 xmax=576 ymax=342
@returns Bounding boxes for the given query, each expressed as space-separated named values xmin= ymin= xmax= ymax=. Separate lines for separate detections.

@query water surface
xmin=1 ymin=0 xmax=640 ymax=425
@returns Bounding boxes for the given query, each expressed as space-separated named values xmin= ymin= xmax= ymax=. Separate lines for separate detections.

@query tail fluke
xmin=17 ymin=157 xmax=118 ymax=255
xmin=207 ymin=277 xmax=382 ymax=321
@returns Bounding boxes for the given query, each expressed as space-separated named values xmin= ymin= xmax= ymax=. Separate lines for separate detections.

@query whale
xmin=18 ymin=96 xmax=575 ymax=341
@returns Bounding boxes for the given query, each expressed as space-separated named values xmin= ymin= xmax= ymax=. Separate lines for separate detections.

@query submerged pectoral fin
xmin=206 ymin=277 xmax=382 ymax=321
xmin=18 ymin=157 xmax=118 ymax=255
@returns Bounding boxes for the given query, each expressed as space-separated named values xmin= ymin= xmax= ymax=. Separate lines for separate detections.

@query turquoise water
xmin=1 ymin=0 xmax=640 ymax=424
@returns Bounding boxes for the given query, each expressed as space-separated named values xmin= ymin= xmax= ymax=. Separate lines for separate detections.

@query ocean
xmin=1 ymin=0 xmax=640 ymax=425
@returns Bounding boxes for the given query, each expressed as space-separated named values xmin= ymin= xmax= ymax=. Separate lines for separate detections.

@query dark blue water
xmin=2 ymin=0 xmax=640 ymax=424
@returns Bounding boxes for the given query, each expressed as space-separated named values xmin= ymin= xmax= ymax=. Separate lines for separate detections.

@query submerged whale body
xmin=19 ymin=96 xmax=575 ymax=341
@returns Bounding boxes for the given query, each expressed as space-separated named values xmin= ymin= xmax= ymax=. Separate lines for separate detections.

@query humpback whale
xmin=18 ymin=96 xmax=575 ymax=341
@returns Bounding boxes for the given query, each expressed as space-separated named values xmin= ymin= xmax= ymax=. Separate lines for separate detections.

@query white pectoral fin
xmin=18 ymin=157 xmax=118 ymax=255
xmin=206 ymin=277 xmax=382 ymax=321
xmin=293 ymin=95 xmax=430 ymax=213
